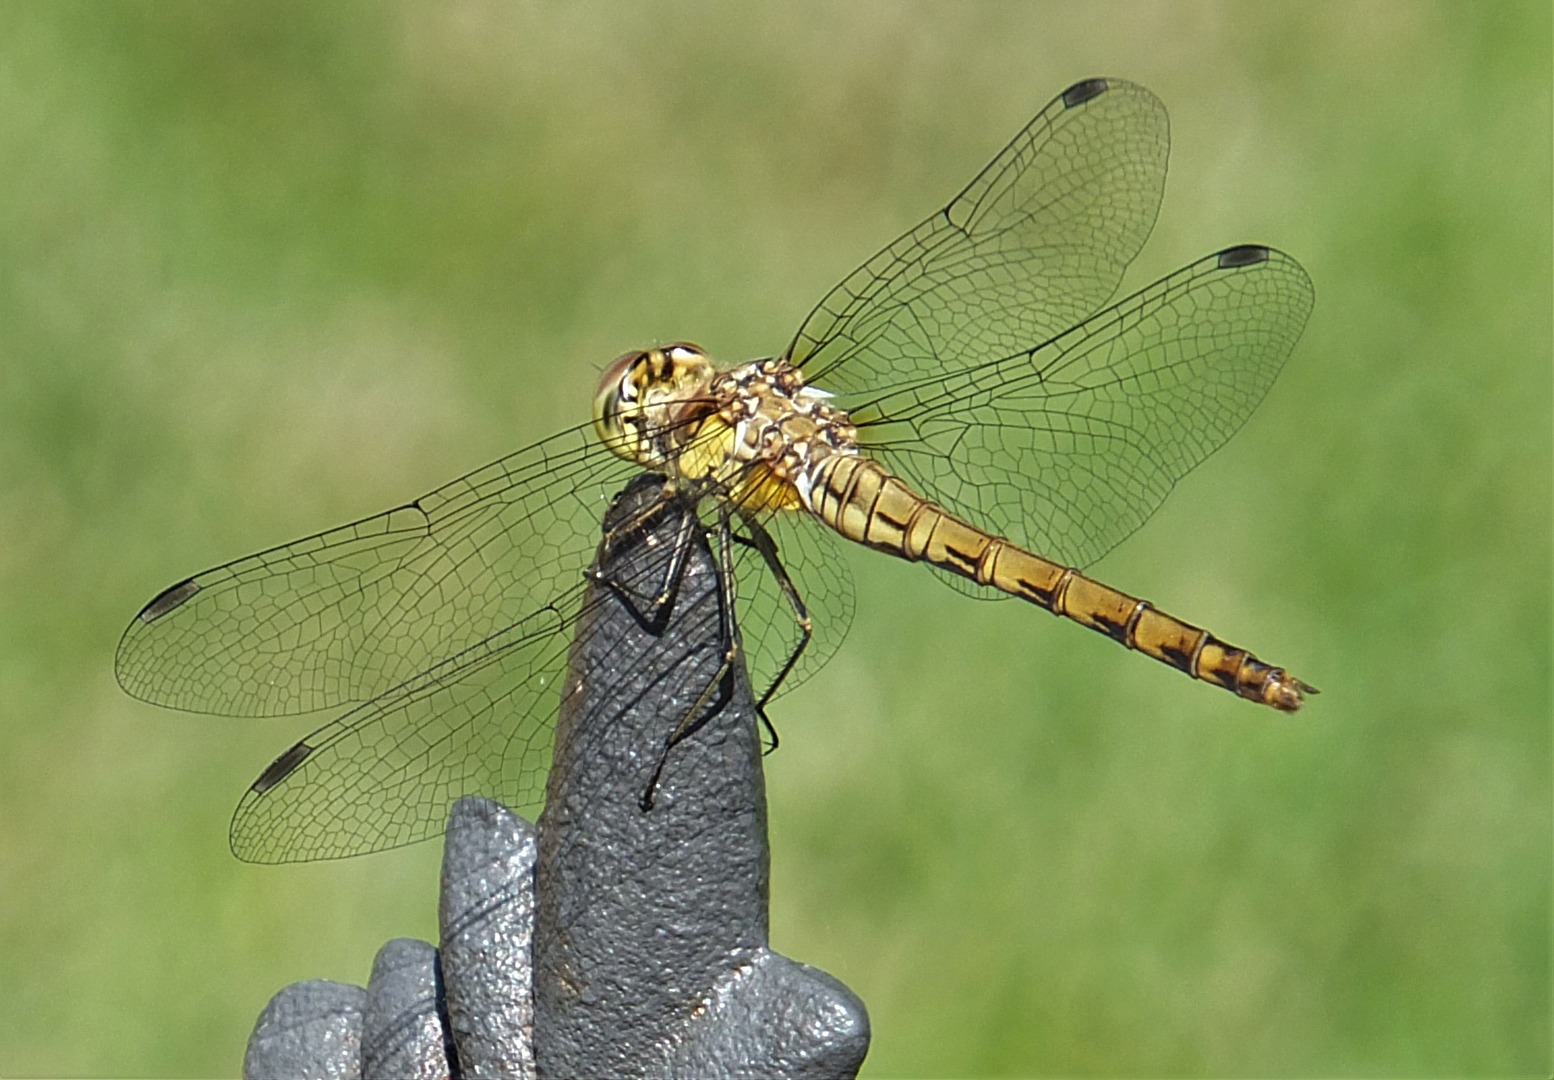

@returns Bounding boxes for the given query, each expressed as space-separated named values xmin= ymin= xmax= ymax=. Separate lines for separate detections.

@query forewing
xmin=116 ymin=422 xmax=639 ymax=716
xmin=786 ymin=78 xmax=1168 ymax=397
xmin=855 ymin=247 xmax=1315 ymax=573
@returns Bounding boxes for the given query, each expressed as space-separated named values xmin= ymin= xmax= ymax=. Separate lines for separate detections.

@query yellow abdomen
xmin=806 ymin=453 xmax=1314 ymax=711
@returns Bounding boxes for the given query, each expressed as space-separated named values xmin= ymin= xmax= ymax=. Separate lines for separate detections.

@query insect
xmin=117 ymin=78 xmax=1315 ymax=862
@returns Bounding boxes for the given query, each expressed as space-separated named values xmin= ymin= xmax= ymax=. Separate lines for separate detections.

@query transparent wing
xmin=115 ymin=421 xmax=640 ymax=716
xmin=785 ymin=77 xmax=1169 ymax=396
xmin=227 ymin=494 xmax=723 ymax=864
xmin=726 ymin=504 xmax=855 ymax=705
xmin=852 ymin=246 xmax=1315 ymax=573
xmin=120 ymin=402 xmax=851 ymax=861
xmin=228 ymin=598 xmax=575 ymax=862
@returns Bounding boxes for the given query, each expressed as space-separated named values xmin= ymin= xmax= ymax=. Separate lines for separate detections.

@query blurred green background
xmin=1 ymin=2 xmax=1547 ymax=1076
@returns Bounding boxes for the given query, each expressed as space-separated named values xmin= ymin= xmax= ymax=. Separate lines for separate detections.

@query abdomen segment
xmin=807 ymin=455 xmax=1315 ymax=711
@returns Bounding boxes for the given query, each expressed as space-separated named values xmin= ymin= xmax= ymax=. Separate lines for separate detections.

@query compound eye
xmin=663 ymin=342 xmax=704 ymax=364
xmin=593 ymin=351 xmax=648 ymax=456
xmin=597 ymin=350 xmax=644 ymax=406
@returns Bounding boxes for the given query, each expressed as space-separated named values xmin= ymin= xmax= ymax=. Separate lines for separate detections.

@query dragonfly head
xmin=593 ymin=342 xmax=716 ymax=467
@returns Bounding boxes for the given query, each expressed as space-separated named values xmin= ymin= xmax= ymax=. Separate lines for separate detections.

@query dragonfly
xmin=117 ymin=78 xmax=1316 ymax=863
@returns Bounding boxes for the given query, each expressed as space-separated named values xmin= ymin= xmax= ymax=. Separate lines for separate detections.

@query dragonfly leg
xmin=588 ymin=492 xmax=700 ymax=635
xmin=639 ymin=507 xmax=744 ymax=810
xmin=730 ymin=517 xmax=813 ymax=755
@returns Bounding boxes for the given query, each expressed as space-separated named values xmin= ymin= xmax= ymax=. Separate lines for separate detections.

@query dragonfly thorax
xmin=593 ymin=343 xmax=858 ymax=515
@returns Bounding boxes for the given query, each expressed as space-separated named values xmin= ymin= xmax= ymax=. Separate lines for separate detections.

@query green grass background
xmin=1 ymin=2 xmax=1548 ymax=1075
